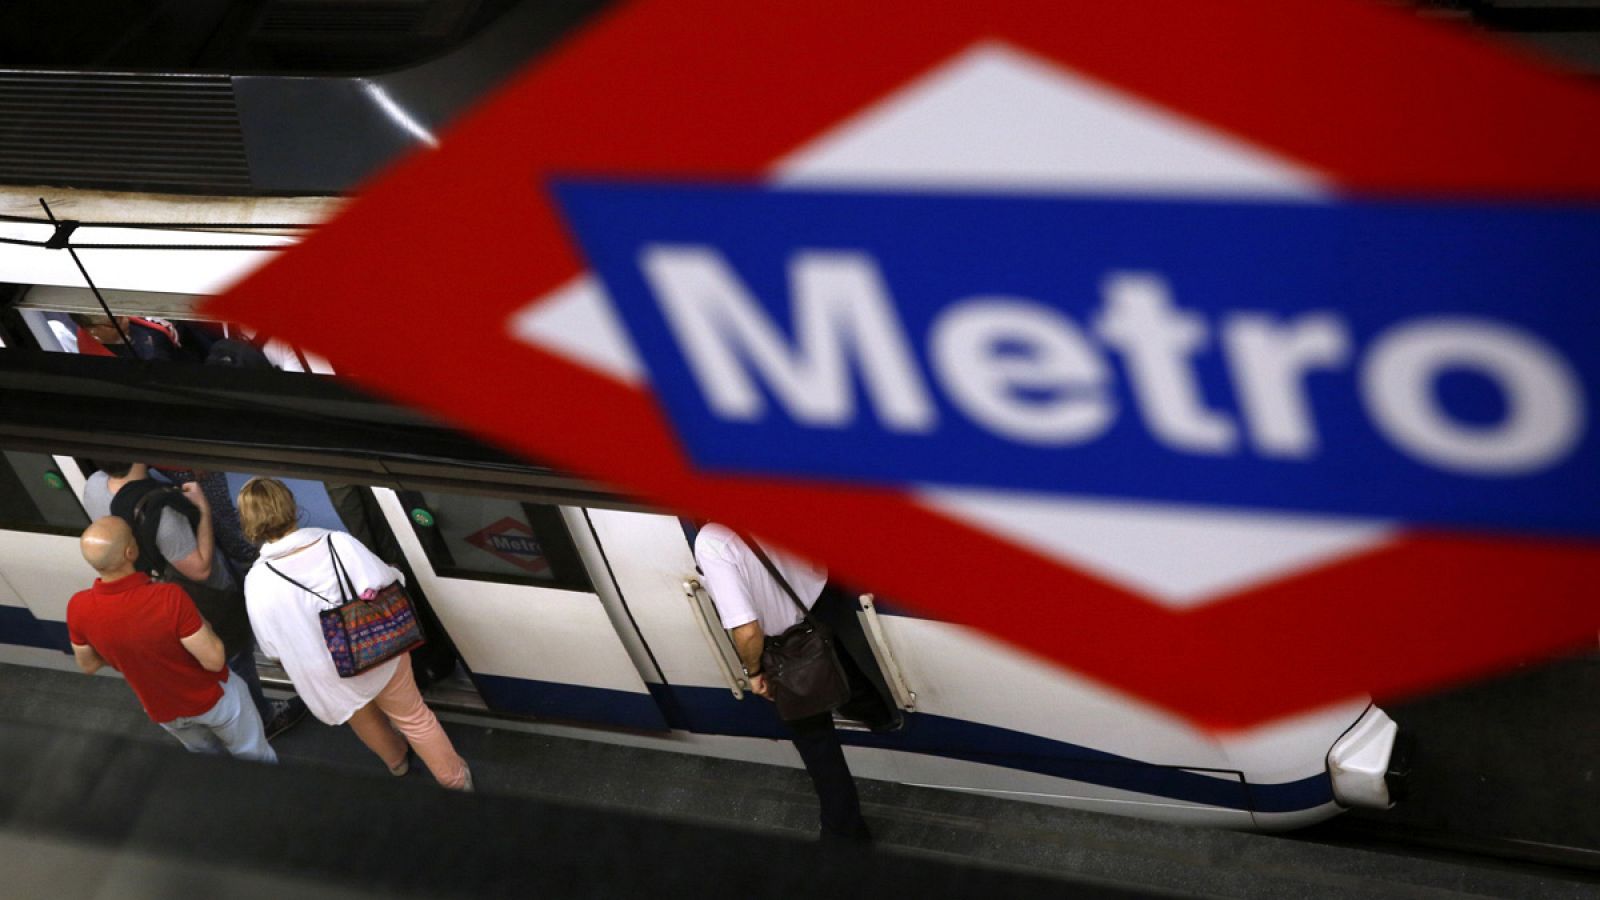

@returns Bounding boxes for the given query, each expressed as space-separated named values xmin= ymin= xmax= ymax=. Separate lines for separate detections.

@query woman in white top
xmin=237 ymin=477 xmax=471 ymax=790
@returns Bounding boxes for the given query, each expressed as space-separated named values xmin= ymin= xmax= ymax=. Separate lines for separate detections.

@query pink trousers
xmin=347 ymin=656 xmax=470 ymax=790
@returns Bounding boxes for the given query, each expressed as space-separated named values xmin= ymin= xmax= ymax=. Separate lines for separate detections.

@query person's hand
xmin=749 ymin=673 xmax=772 ymax=700
xmin=181 ymin=481 xmax=210 ymax=511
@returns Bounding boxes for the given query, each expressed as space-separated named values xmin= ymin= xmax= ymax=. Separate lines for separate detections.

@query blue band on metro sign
xmin=552 ymin=181 xmax=1599 ymax=537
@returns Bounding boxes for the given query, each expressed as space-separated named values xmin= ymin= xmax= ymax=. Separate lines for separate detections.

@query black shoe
xmin=265 ymin=697 xmax=309 ymax=741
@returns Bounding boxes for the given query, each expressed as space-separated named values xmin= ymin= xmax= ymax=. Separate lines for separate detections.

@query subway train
xmin=0 ymin=403 xmax=1400 ymax=832
xmin=0 ymin=195 xmax=1401 ymax=831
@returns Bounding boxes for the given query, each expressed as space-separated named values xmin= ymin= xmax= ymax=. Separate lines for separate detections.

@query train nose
xmin=1328 ymin=705 xmax=1402 ymax=809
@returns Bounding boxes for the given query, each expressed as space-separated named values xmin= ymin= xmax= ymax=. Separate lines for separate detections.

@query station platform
xmin=2 ymin=661 xmax=1597 ymax=899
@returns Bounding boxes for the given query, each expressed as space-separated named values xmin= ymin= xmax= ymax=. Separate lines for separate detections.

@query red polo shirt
xmin=66 ymin=572 xmax=226 ymax=723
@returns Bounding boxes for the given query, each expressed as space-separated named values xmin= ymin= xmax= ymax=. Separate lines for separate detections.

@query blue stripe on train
xmin=655 ymin=682 xmax=1332 ymax=813
xmin=459 ymin=673 xmax=1332 ymax=813
xmin=0 ymin=604 xmax=70 ymax=652
xmin=471 ymin=673 xmax=670 ymax=731
xmin=0 ymin=620 xmax=1333 ymax=814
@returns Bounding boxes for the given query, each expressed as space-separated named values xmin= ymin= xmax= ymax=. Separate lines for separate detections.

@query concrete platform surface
xmin=2 ymin=661 xmax=1596 ymax=899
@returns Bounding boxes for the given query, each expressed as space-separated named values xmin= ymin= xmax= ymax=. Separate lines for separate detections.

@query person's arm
xmin=179 ymin=621 xmax=227 ymax=672
xmin=168 ymin=483 xmax=215 ymax=582
xmin=697 ymin=536 xmax=773 ymax=700
xmin=729 ymin=621 xmax=772 ymax=699
xmin=71 ymin=643 xmax=107 ymax=675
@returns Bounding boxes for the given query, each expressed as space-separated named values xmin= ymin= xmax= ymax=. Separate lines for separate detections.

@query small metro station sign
xmin=209 ymin=0 xmax=1600 ymax=729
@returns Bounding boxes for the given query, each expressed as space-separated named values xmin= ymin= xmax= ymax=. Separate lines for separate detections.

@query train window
xmin=0 ymin=452 xmax=89 ymax=536
xmin=397 ymin=491 xmax=592 ymax=592
xmin=13 ymin=287 xmax=334 ymax=373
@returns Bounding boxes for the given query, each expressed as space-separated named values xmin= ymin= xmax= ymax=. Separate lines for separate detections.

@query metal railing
xmin=857 ymin=593 xmax=917 ymax=711
xmin=682 ymin=576 xmax=748 ymax=699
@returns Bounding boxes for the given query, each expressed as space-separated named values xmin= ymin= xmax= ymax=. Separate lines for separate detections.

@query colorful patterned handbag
xmin=266 ymin=537 xmax=425 ymax=677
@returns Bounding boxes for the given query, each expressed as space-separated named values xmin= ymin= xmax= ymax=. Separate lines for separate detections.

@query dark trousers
xmin=789 ymin=713 xmax=870 ymax=842
xmin=227 ymin=641 xmax=274 ymax=725
xmin=809 ymin=585 xmax=900 ymax=731
xmin=778 ymin=585 xmax=898 ymax=842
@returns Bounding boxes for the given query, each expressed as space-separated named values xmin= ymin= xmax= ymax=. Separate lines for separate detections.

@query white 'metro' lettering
xmin=1095 ymin=273 xmax=1237 ymax=454
xmin=637 ymin=244 xmax=1586 ymax=476
xmin=929 ymin=298 xmax=1113 ymax=445
xmin=1362 ymin=319 xmax=1584 ymax=475
xmin=641 ymin=246 xmax=936 ymax=432
xmin=1223 ymin=312 xmax=1351 ymax=457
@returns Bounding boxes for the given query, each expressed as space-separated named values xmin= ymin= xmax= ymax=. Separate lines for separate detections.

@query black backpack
xmin=206 ymin=337 xmax=274 ymax=369
xmin=109 ymin=479 xmax=200 ymax=578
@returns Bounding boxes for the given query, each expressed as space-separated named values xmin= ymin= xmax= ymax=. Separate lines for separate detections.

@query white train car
xmin=0 ymin=195 xmax=1401 ymax=830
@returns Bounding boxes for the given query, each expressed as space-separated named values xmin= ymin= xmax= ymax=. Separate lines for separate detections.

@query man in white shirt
xmin=694 ymin=522 xmax=899 ymax=844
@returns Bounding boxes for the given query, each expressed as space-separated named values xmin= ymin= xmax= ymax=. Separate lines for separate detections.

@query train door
xmin=579 ymin=509 xmax=792 ymax=737
xmin=0 ymin=451 xmax=91 ymax=669
xmin=578 ymin=511 xmax=931 ymax=741
xmin=373 ymin=488 xmax=668 ymax=730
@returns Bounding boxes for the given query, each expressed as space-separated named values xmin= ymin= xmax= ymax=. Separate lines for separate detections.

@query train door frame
xmin=372 ymin=487 xmax=670 ymax=731
xmin=580 ymin=508 xmax=790 ymax=737
xmin=579 ymin=511 xmax=919 ymax=740
xmin=0 ymin=450 xmax=93 ymax=671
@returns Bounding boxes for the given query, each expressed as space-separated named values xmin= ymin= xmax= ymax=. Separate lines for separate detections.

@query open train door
xmin=0 ymin=451 xmax=92 ymax=668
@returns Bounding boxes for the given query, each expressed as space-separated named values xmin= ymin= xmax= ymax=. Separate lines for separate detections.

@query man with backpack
xmin=84 ymin=462 xmax=307 ymax=740
xmin=69 ymin=517 xmax=275 ymax=763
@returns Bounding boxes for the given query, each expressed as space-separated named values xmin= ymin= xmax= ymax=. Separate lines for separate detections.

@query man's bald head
xmin=81 ymin=517 xmax=136 ymax=574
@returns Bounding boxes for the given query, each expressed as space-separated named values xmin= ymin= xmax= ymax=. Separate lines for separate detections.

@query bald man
xmin=67 ymin=517 xmax=275 ymax=762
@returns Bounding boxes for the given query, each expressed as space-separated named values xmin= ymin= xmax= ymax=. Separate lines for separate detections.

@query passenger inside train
xmin=12 ymin=291 xmax=331 ymax=372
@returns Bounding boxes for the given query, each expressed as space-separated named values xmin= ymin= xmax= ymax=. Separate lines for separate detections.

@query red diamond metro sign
xmin=206 ymin=0 xmax=1600 ymax=729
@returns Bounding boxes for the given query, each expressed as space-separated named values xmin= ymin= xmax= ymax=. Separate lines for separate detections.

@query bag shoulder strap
xmin=326 ymin=536 xmax=358 ymax=603
xmin=263 ymin=536 xmax=338 ymax=606
xmin=133 ymin=487 xmax=200 ymax=544
xmin=110 ymin=481 xmax=195 ymax=576
xmin=745 ymin=537 xmax=814 ymax=623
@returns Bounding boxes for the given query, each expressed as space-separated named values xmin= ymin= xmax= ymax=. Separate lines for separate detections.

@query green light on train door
xmin=43 ymin=473 xmax=65 ymax=490
xmin=411 ymin=508 xmax=435 ymax=527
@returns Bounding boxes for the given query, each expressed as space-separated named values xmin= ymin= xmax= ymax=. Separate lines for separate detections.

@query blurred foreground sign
xmin=208 ymin=0 xmax=1600 ymax=729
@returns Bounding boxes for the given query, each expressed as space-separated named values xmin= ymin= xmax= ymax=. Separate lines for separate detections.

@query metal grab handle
xmin=683 ymin=577 xmax=747 ymax=699
xmin=857 ymin=593 xmax=916 ymax=711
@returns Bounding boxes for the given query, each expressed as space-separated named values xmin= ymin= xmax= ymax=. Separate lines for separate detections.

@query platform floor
xmin=2 ymin=661 xmax=1597 ymax=899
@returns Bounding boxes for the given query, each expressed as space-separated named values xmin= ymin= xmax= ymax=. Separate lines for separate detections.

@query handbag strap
xmin=745 ymin=537 xmax=815 ymax=625
xmin=326 ymin=537 xmax=358 ymax=603
xmin=262 ymin=535 xmax=342 ymax=608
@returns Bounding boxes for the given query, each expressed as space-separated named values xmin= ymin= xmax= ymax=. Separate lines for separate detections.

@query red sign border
xmin=208 ymin=0 xmax=1600 ymax=729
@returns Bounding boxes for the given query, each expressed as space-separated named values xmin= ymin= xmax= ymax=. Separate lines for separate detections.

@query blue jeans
xmin=158 ymin=671 xmax=277 ymax=763
xmin=227 ymin=642 xmax=274 ymax=724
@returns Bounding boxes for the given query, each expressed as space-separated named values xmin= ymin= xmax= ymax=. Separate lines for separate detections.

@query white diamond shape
xmin=775 ymin=42 xmax=1325 ymax=197
xmin=511 ymin=39 xmax=1386 ymax=605
xmin=919 ymin=488 xmax=1393 ymax=609
xmin=511 ymin=275 xmax=645 ymax=384
xmin=513 ymin=40 xmax=1325 ymax=380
